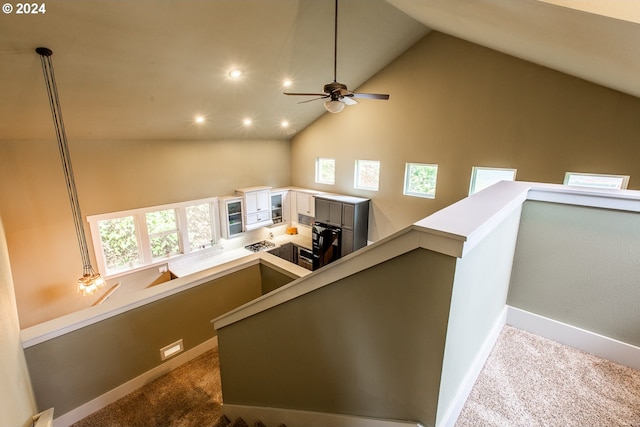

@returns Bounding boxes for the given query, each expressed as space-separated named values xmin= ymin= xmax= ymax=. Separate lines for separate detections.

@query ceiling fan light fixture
xmin=324 ymin=99 xmax=345 ymax=113
xmin=228 ymin=69 xmax=242 ymax=79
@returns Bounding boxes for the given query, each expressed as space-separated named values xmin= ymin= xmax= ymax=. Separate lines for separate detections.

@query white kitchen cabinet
xmin=219 ymin=197 xmax=244 ymax=239
xmin=236 ymin=186 xmax=273 ymax=230
xmin=270 ymin=190 xmax=289 ymax=225
xmin=296 ymin=191 xmax=315 ymax=217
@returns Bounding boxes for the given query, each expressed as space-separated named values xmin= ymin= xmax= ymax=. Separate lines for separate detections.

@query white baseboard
xmin=506 ymin=306 xmax=640 ymax=371
xmin=222 ymin=404 xmax=423 ymax=427
xmin=52 ymin=336 xmax=218 ymax=427
xmin=436 ymin=306 xmax=508 ymax=427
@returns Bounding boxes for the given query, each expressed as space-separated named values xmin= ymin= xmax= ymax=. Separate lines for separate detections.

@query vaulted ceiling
xmin=0 ymin=0 xmax=638 ymax=141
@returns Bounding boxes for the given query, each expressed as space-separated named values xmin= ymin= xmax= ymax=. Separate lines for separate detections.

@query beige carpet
xmin=71 ymin=349 xmax=223 ymax=427
xmin=72 ymin=326 xmax=640 ymax=427
xmin=456 ymin=325 xmax=640 ymax=426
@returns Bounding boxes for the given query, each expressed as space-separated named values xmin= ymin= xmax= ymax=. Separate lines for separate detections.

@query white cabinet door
xmin=270 ymin=191 xmax=289 ymax=224
xmin=236 ymin=187 xmax=273 ymax=230
xmin=245 ymin=189 xmax=270 ymax=215
xmin=296 ymin=192 xmax=315 ymax=217
xmin=219 ymin=197 xmax=244 ymax=239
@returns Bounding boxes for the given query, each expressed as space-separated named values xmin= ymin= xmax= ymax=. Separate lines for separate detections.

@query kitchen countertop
xmin=169 ymin=232 xmax=312 ymax=278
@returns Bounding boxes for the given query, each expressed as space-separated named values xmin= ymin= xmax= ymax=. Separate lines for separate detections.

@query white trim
xmin=52 ymin=337 xmax=218 ymax=427
xmin=87 ymin=196 xmax=220 ymax=279
xmin=527 ymin=185 xmax=640 ymax=212
xmin=213 ymin=228 xmax=421 ymax=329
xmin=21 ymin=255 xmax=261 ymax=347
xmin=33 ymin=408 xmax=54 ymax=427
xmin=436 ymin=307 xmax=507 ymax=427
xmin=506 ymin=306 xmax=640 ymax=371
xmin=222 ymin=404 xmax=423 ymax=427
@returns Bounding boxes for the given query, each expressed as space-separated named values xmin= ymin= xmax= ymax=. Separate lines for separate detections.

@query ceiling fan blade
xmin=284 ymin=92 xmax=327 ymax=97
xmin=297 ymin=95 xmax=329 ymax=104
xmin=351 ymin=93 xmax=390 ymax=100
xmin=342 ymin=96 xmax=358 ymax=106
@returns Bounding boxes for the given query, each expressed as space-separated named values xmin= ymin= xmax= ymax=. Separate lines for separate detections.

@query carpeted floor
xmin=71 ymin=349 xmax=223 ymax=427
xmin=72 ymin=326 xmax=640 ymax=427
xmin=455 ymin=326 xmax=640 ymax=426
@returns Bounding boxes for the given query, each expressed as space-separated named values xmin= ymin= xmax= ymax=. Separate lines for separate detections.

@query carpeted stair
xmin=213 ymin=415 xmax=286 ymax=427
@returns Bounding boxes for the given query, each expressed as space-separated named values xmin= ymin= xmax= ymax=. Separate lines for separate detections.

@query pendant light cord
xmin=36 ymin=47 xmax=93 ymax=274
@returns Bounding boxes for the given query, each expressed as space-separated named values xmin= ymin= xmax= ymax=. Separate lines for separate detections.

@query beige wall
xmin=290 ymin=31 xmax=640 ymax=241
xmin=0 ymin=138 xmax=290 ymax=327
xmin=0 ymin=217 xmax=37 ymax=427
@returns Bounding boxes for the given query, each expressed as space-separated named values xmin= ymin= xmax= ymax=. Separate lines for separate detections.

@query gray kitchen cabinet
xmin=315 ymin=195 xmax=370 ymax=258
xmin=340 ymin=200 xmax=369 ymax=257
xmin=315 ymin=198 xmax=342 ymax=227
xmin=268 ymin=242 xmax=294 ymax=263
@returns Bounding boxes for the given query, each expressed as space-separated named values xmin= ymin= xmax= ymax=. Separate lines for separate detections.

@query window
xmin=469 ymin=167 xmax=517 ymax=195
xmin=354 ymin=159 xmax=380 ymax=191
xmin=316 ymin=158 xmax=335 ymax=185
xmin=403 ymin=163 xmax=438 ymax=198
xmin=564 ymin=172 xmax=629 ymax=190
xmin=185 ymin=203 xmax=214 ymax=250
xmin=146 ymin=209 xmax=181 ymax=259
xmin=88 ymin=197 xmax=218 ymax=277
xmin=97 ymin=216 xmax=143 ymax=273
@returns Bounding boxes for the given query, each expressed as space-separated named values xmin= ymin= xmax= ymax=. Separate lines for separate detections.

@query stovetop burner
xmin=244 ymin=240 xmax=276 ymax=253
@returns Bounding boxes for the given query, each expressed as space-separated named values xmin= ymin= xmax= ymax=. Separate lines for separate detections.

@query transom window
xmin=88 ymin=197 xmax=218 ymax=277
xmin=469 ymin=166 xmax=517 ymax=195
xmin=316 ymin=158 xmax=336 ymax=185
xmin=354 ymin=159 xmax=381 ymax=191
xmin=403 ymin=163 xmax=438 ymax=198
xmin=564 ymin=172 xmax=629 ymax=190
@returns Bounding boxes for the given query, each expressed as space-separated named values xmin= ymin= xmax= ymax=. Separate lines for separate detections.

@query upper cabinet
xmin=219 ymin=196 xmax=244 ymax=239
xmin=296 ymin=191 xmax=315 ymax=217
xmin=236 ymin=186 xmax=273 ymax=231
xmin=315 ymin=198 xmax=342 ymax=227
xmin=270 ymin=190 xmax=290 ymax=225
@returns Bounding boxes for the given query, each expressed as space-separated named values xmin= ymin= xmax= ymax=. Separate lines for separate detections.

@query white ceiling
xmin=0 ymin=0 xmax=638 ymax=142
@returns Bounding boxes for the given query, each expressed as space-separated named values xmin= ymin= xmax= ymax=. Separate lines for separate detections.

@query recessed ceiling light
xmin=228 ymin=69 xmax=242 ymax=79
xmin=243 ymin=118 xmax=252 ymax=126
xmin=283 ymin=79 xmax=292 ymax=87
xmin=280 ymin=120 xmax=289 ymax=128
xmin=195 ymin=115 xmax=205 ymax=124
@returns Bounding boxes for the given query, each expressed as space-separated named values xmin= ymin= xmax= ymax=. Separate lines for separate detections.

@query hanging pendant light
xmin=36 ymin=47 xmax=106 ymax=296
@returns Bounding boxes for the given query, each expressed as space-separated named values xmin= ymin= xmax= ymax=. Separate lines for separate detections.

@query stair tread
xmin=213 ymin=415 xmax=286 ymax=427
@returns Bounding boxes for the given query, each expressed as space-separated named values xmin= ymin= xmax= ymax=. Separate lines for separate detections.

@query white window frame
xmin=88 ymin=196 xmax=219 ymax=278
xmin=354 ymin=159 xmax=381 ymax=191
xmin=563 ymin=172 xmax=629 ymax=190
xmin=403 ymin=162 xmax=439 ymax=199
xmin=469 ymin=166 xmax=517 ymax=195
xmin=315 ymin=157 xmax=336 ymax=185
